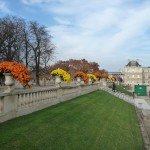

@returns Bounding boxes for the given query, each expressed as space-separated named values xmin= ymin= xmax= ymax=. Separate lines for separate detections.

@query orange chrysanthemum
xmin=0 ymin=62 xmax=32 ymax=88
xmin=74 ymin=71 xmax=89 ymax=84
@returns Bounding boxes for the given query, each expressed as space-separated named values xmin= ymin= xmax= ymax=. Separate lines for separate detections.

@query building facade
xmin=123 ymin=60 xmax=150 ymax=87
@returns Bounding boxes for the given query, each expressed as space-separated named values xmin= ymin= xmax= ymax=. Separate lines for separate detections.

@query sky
xmin=0 ymin=0 xmax=150 ymax=71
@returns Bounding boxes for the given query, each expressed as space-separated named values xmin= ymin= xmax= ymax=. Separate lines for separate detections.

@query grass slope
xmin=0 ymin=90 xmax=144 ymax=150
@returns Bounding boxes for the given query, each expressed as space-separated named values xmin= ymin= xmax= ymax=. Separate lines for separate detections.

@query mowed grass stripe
xmin=0 ymin=90 xmax=144 ymax=150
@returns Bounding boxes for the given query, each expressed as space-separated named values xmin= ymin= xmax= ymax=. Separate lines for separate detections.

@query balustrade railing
xmin=0 ymin=83 xmax=100 ymax=123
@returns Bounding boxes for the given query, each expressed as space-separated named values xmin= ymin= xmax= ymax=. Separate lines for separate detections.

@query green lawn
xmin=0 ymin=90 xmax=144 ymax=150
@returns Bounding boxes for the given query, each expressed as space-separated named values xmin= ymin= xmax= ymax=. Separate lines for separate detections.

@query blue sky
xmin=0 ymin=0 xmax=150 ymax=71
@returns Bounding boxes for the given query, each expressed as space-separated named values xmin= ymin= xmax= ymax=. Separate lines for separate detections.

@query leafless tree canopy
xmin=0 ymin=15 xmax=55 ymax=85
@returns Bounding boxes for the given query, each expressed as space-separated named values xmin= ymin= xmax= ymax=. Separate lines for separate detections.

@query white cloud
xmin=53 ymin=17 xmax=71 ymax=25
xmin=15 ymin=0 xmax=150 ymax=70
xmin=46 ymin=0 xmax=150 ymax=71
xmin=0 ymin=0 xmax=11 ymax=13
xmin=21 ymin=0 xmax=49 ymax=5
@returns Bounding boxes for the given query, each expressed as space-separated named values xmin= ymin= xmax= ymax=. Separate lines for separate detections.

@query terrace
xmin=0 ymin=90 xmax=145 ymax=150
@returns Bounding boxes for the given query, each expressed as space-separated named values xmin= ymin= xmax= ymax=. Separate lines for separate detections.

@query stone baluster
xmin=20 ymin=94 xmax=24 ymax=107
xmin=32 ymin=92 xmax=36 ymax=105
xmin=52 ymin=90 xmax=55 ymax=102
xmin=43 ymin=91 xmax=46 ymax=103
xmin=36 ymin=92 xmax=40 ymax=104
xmin=47 ymin=91 xmax=49 ymax=102
xmin=18 ymin=94 xmax=22 ymax=108
xmin=46 ymin=91 xmax=49 ymax=102
xmin=29 ymin=93 xmax=33 ymax=106
xmin=34 ymin=92 xmax=37 ymax=104
xmin=41 ymin=91 xmax=44 ymax=103
xmin=39 ymin=91 xmax=42 ymax=103
xmin=0 ymin=98 xmax=3 ymax=113
xmin=22 ymin=94 xmax=26 ymax=106
xmin=26 ymin=93 xmax=29 ymax=106
xmin=49 ymin=91 xmax=51 ymax=101
xmin=44 ymin=91 xmax=46 ymax=103
xmin=33 ymin=92 xmax=36 ymax=105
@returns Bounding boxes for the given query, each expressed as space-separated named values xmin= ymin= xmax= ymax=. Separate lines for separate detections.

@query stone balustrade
xmin=0 ymin=83 xmax=100 ymax=123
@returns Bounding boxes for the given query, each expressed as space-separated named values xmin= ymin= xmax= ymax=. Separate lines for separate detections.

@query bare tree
xmin=0 ymin=16 xmax=56 ymax=85
xmin=0 ymin=15 xmax=25 ymax=62
xmin=41 ymin=41 xmax=55 ymax=75
xmin=22 ymin=23 xmax=31 ymax=68
xmin=27 ymin=21 xmax=55 ymax=85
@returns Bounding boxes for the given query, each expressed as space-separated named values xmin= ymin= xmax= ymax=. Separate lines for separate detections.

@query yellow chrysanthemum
xmin=87 ymin=74 xmax=97 ymax=81
xmin=51 ymin=68 xmax=71 ymax=84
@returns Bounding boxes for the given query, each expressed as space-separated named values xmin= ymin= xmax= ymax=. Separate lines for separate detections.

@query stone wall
xmin=0 ymin=83 xmax=100 ymax=123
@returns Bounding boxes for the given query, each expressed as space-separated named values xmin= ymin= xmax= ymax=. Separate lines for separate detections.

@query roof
xmin=126 ymin=60 xmax=141 ymax=67
xmin=108 ymin=72 xmax=123 ymax=75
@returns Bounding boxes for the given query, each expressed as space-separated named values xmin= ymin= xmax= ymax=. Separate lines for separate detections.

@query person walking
xmin=112 ymin=82 xmax=116 ymax=92
xmin=149 ymin=90 xmax=150 ymax=98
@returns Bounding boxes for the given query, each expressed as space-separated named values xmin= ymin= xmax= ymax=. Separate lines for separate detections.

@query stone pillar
xmin=57 ymin=88 xmax=63 ymax=102
xmin=0 ymin=94 xmax=18 ymax=122
xmin=77 ymin=85 xmax=81 ymax=96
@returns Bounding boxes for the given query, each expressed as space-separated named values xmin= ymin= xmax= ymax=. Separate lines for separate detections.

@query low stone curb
xmin=136 ymin=108 xmax=150 ymax=150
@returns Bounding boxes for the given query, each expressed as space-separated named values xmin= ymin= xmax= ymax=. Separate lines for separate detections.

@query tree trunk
xmin=35 ymin=57 xmax=40 ymax=86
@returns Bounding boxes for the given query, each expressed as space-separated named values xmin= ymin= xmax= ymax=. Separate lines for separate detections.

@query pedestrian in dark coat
xmin=112 ymin=82 xmax=116 ymax=92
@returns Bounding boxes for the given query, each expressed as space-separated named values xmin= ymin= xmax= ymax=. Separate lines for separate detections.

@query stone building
xmin=123 ymin=60 xmax=150 ymax=87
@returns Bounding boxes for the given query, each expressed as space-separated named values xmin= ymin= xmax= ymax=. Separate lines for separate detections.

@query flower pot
xmin=88 ymin=78 xmax=93 ymax=84
xmin=76 ymin=77 xmax=82 ymax=85
xmin=4 ymin=73 xmax=14 ymax=86
xmin=77 ymin=77 xmax=81 ymax=82
xmin=3 ymin=73 xmax=14 ymax=92
xmin=55 ymin=76 xmax=61 ymax=87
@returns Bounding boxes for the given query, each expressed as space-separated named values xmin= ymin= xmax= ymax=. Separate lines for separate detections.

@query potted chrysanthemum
xmin=74 ymin=71 xmax=89 ymax=85
xmin=93 ymin=72 xmax=102 ymax=81
xmin=0 ymin=62 xmax=32 ymax=92
xmin=50 ymin=68 xmax=71 ymax=87
xmin=87 ymin=74 xmax=97 ymax=84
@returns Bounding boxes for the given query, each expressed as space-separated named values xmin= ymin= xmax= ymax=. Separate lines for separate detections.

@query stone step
xmin=100 ymin=87 xmax=134 ymax=105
